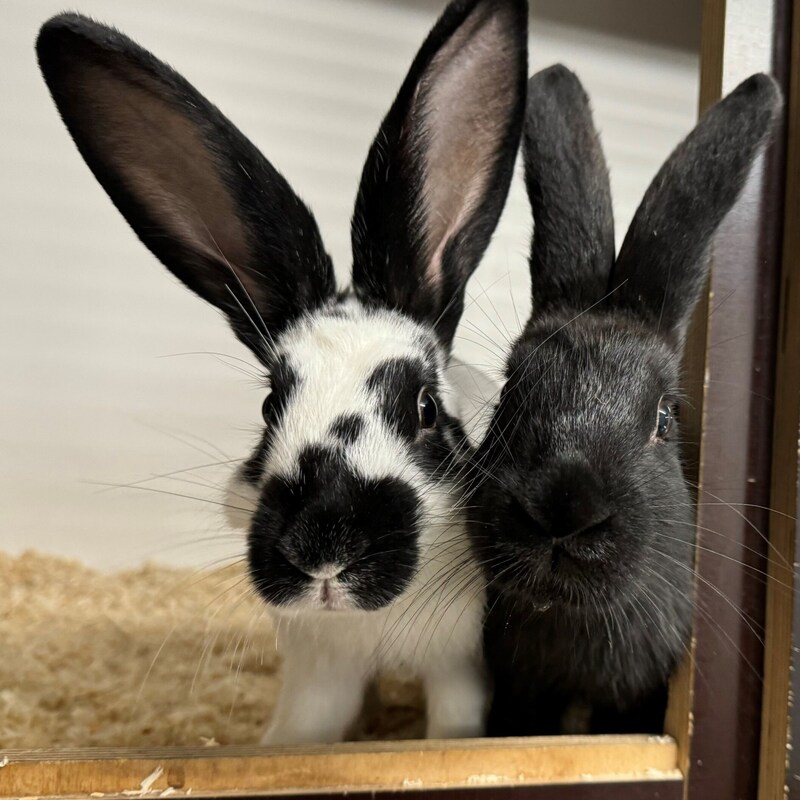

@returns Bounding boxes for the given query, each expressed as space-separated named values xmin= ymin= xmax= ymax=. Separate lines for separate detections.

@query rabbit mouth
xmin=248 ymin=544 xmax=419 ymax=613
xmin=315 ymin=578 xmax=349 ymax=611
xmin=553 ymin=523 xmax=617 ymax=564
xmin=293 ymin=575 xmax=358 ymax=613
xmin=485 ymin=534 xmax=625 ymax=609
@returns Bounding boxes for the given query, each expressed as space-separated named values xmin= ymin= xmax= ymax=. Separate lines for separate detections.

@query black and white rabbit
xmin=468 ymin=65 xmax=781 ymax=735
xmin=37 ymin=0 xmax=527 ymax=744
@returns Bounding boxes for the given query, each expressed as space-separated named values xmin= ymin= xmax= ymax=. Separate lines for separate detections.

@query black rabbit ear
xmin=523 ymin=65 xmax=615 ymax=316
xmin=350 ymin=0 xmax=527 ymax=349
xmin=37 ymin=14 xmax=335 ymax=362
xmin=608 ymin=73 xmax=781 ymax=342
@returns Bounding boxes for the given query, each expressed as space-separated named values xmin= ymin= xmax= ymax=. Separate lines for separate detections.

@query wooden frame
xmin=1 ymin=1 xmax=793 ymax=798
xmin=1 ymin=738 xmax=680 ymax=798
xmin=758 ymin=0 xmax=800 ymax=798
xmin=675 ymin=1 xmax=791 ymax=800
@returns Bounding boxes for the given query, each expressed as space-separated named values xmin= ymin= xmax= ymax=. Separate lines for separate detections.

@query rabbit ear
xmin=350 ymin=0 xmax=527 ymax=349
xmin=523 ymin=65 xmax=615 ymax=316
xmin=608 ymin=73 xmax=781 ymax=342
xmin=37 ymin=14 xmax=336 ymax=361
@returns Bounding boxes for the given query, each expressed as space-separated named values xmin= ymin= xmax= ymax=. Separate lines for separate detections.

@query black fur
xmin=363 ymin=355 xmax=466 ymax=476
xmin=245 ymin=355 xmax=301 ymax=479
xmin=523 ymin=65 xmax=615 ymax=313
xmin=329 ymin=414 xmax=365 ymax=446
xmin=239 ymin=429 xmax=269 ymax=487
xmin=248 ymin=445 xmax=420 ymax=610
xmin=36 ymin=14 xmax=335 ymax=361
xmin=410 ymin=409 xmax=470 ymax=482
xmin=366 ymin=357 xmax=434 ymax=440
xmin=263 ymin=356 xmax=300 ymax=418
xmin=609 ymin=73 xmax=781 ymax=342
xmin=351 ymin=0 xmax=528 ymax=348
xmin=471 ymin=67 xmax=781 ymax=735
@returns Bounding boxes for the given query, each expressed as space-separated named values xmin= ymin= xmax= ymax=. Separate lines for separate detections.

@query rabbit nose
xmin=277 ymin=515 xmax=368 ymax=577
xmin=277 ymin=540 xmax=347 ymax=578
xmin=515 ymin=459 xmax=612 ymax=542
xmin=545 ymin=459 xmax=612 ymax=541
xmin=280 ymin=550 xmax=345 ymax=581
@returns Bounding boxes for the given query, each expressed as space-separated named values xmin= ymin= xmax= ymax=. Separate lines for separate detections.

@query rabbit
xmin=467 ymin=65 xmax=781 ymax=736
xmin=36 ymin=0 xmax=527 ymax=745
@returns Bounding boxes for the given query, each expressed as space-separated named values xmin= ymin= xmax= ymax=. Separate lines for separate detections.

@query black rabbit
xmin=469 ymin=65 xmax=781 ymax=735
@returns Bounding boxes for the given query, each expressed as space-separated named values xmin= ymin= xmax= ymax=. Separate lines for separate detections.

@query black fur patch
xmin=37 ymin=14 xmax=337 ymax=363
xmin=247 ymin=445 xmax=419 ymax=610
xmin=411 ymin=409 xmax=470 ymax=484
xmin=239 ymin=429 xmax=270 ymax=486
xmin=349 ymin=0 xmax=527 ymax=348
xmin=266 ymin=354 xmax=299 ymax=417
xmin=329 ymin=414 xmax=364 ymax=446
xmin=364 ymin=356 xmax=471 ymax=485
xmin=366 ymin=357 xmax=430 ymax=440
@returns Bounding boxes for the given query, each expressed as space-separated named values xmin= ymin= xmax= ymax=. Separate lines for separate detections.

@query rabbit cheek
xmin=246 ymin=483 xmax=311 ymax=609
xmin=327 ymin=474 xmax=422 ymax=611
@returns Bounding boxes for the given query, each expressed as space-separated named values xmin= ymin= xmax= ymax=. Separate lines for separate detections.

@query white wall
xmin=0 ymin=0 xmax=699 ymax=569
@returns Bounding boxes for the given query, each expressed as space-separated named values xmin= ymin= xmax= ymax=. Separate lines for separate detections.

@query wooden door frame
xmin=757 ymin=0 xmax=800 ymax=798
xmin=673 ymin=1 xmax=792 ymax=800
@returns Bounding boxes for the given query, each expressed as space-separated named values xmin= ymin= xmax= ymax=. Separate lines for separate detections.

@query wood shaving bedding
xmin=0 ymin=550 xmax=424 ymax=748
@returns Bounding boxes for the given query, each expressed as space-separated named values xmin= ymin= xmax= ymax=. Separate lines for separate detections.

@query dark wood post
xmin=679 ymin=1 xmax=791 ymax=799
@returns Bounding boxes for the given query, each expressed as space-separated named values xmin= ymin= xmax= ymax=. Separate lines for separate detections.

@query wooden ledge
xmin=0 ymin=735 xmax=681 ymax=798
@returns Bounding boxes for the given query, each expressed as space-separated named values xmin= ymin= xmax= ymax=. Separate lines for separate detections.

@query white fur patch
xmin=266 ymin=306 xmax=435 ymax=477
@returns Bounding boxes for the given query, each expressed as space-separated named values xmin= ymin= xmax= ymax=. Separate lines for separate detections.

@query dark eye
xmin=261 ymin=391 xmax=274 ymax=423
xmin=656 ymin=397 xmax=676 ymax=440
xmin=417 ymin=388 xmax=438 ymax=430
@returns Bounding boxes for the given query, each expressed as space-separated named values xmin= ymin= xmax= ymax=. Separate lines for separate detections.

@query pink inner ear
xmin=78 ymin=62 xmax=257 ymax=297
xmin=414 ymin=3 xmax=521 ymax=291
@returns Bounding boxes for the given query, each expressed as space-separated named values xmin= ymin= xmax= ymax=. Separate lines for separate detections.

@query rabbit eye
xmin=418 ymin=388 xmax=438 ymax=430
xmin=261 ymin=391 xmax=274 ymax=423
xmin=656 ymin=398 xmax=676 ymax=440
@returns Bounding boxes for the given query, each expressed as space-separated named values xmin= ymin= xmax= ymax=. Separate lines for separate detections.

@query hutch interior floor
xmin=0 ymin=551 xmax=424 ymax=748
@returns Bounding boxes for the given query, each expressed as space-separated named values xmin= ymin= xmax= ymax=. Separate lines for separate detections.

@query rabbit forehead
xmin=263 ymin=301 xmax=445 ymax=480
xmin=278 ymin=302 xmax=437 ymax=379
xmin=508 ymin=315 xmax=677 ymax=440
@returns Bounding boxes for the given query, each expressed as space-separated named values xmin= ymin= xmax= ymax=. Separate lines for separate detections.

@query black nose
xmin=512 ymin=458 xmax=612 ymax=541
xmin=277 ymin=512 xmax=369 ymax=577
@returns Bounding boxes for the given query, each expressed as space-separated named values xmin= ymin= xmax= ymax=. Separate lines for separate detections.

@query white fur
xmin=266 ymin=306 xmax=432 ymax=482
xmin=226 ymin=301 xmax=490 ymax=744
